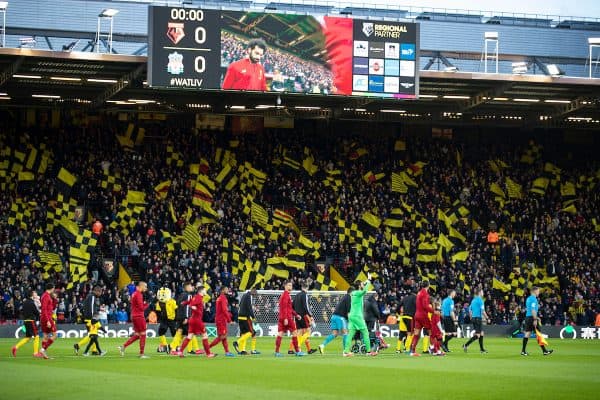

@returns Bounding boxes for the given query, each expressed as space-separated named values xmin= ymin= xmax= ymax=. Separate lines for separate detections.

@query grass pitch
xmin=1 ymin=337 xmax=598 ymax=400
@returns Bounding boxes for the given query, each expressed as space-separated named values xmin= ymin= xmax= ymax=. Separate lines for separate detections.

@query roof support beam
xmin=551 ymin=96 xmax=595 ymax=118
xmin=0 ymin=57 xmax=24 ymax=87
xmin=91 ymin=63 xmax=145 ymax=108
xmin=460 ymin=82 xmax=514 ymax=111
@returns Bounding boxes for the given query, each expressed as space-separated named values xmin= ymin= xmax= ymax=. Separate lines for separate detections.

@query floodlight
xmin=99 ymin=8 xmax=119 ymax=17
xmin=588 ymin=38 xmax=600 ymax=45
xmin=0 ymin=2 xmax=8 ymax=11
xmin=484 ymin=31 xmax=498 ymax=40
xmin=545 ymin=64 xmax=564 ymax=76
xmin=512 ymin=62 xmax=528 ymax=74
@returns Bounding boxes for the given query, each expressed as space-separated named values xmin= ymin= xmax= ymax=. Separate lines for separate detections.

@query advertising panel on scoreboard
xmin=148 ymin=6 xmax=419 ymax=99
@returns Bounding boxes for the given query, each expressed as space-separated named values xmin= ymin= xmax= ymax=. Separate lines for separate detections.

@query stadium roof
xmin=0 ymin=48 xmax=599 ymax=127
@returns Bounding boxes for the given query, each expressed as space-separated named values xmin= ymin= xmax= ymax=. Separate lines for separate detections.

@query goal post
xmin=249 ymin=290 xmax=349 ymax=324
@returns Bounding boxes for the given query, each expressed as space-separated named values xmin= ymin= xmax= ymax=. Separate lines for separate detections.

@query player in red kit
xmin=177 ymin=285 xmax=216 ymax=358
xmin=39 ymin=283 xmax=58 ymax=358
xmin=209 ymin=286 xmax=235 ymax=357
xmin=118 ymin=281 xmax=150 ymax=358
xmin=274 ymin=280 xmax=305 ymax=357
xmin=222 ymin=39 xmax=268 ymax=91
xmin=409 ymin=280 xmax=434 ymax=357
xmin=429 ymin=301 xmax=445 ymax=356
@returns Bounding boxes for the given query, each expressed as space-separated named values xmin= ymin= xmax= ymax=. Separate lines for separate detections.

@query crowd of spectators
xmin=221 ymin=31 xmax=334 ymax=94
xmin=1 ymin=117 xmax=598 ymax=330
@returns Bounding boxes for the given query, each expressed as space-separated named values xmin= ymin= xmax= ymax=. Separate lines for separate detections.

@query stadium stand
xmin=0 ymin=116 xmax=598 ymax=329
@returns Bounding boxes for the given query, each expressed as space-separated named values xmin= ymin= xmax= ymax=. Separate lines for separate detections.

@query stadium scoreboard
xmin=148 ymin=6 xmax=419 ymax=99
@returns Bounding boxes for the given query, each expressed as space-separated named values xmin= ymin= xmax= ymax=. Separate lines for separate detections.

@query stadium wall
xmin=0 ymin=323 xmax=597 ymax=340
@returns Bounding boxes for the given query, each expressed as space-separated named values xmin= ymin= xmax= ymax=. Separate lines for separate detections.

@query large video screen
xmin=148 ymin=7 xmax=419 ymax=98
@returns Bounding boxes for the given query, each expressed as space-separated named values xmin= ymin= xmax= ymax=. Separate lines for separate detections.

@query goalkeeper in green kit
xmin=343 ymin=273 xmax=378 ymax=357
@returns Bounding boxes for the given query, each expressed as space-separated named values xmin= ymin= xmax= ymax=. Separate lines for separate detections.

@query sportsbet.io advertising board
xmin=148 ymin=7 xmax=419 ymax=99
xmin=1 ymin=324 xmax=598 ymax=340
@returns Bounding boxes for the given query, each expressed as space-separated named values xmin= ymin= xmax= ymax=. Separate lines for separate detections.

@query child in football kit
xmin=83 ymin=319 xmax=107 ymax=357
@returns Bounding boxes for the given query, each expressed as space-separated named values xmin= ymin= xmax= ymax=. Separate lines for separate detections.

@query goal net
xmin=249 ymin=290 xmax=348 ymax=324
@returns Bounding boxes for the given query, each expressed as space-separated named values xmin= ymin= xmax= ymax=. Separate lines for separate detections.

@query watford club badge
xmin=167 ymin=22 xmax=185 ymax=45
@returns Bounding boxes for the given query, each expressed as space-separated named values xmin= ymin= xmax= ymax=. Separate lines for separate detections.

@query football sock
xmin=304 ymin=337 xmax=312 ymax=351
xmin=292 ymin=336 xmax=300 ymax=353
xmin=522 ymin=337 xmax=528 ymax=352
xmin=405 ymin=334 xmax=414 ymax=350
xmin=275 ymin=336 xmax=282 ymax=352
xmin=159 ymin=335 xmax=168 ymax=347
xmin=478 ymin=336 xmax=484 ymax=351
xmin=139 ymin=335 xmax=146 ymax=354
xmin=222 ymin=338 xmax=230 ymax=353
xmin=251 ymin=337 xmax=257 ymax=351
xmin=341 ymin=334 xmax=348 ymax=350
xmin=191 ymin=337 xmax=199 ymax=351
xmin=33 ymin=336 xmax=40 ymax=354
xmin=361 ymin=329 xmax=371 ymax=352
xmin=422 ymin=336 xmax=430 ymax=352
xmin=180 ymin=338 xmax=190 ymax=353
xmin=238 ymin=332 xmax=252 ymax=351
xmin=464 ymin=336 xmax=476 ymax=348
xmin=77 ymin=336 xmax=90 ymax=348
xmin=123 ymin=335 xmax=139 ymax=349
xmin=171 ymin=332 xmax=182 ymax=349
xmin=43 ymin=338 xmax=55 ymax=350
xmin=15 ymin=338 xmax=30 ymax=349
xmin=209 ymin=337 xmax=221 ymax=348
xmin=202 ymin=338 xmax=211 ymax=354
xmin=410 ymin=335 xmax=419 ymax=353
xmin=323 ymin=334 xmax=335 ymax=347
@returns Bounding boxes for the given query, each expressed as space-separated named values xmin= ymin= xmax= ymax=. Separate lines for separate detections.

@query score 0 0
xmin=169 ymin=8 xmax=207 ymax=73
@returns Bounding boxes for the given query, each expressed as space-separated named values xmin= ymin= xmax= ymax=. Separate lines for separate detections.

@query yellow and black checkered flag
xmin=245 ymin=225 xmax=266 ymax=249
xmin=161 ymin=231 xmax=182 ymax=254
xmin=101 ymin=168 xmax=122 ymax=192
xmin=313 ymin=273 xmax=337 ymax=291
xmin=46 ymin=194 xmax=77 ymax=232
xmin=109 ymin=191 xmax=146 ymax=235
xmin=166 ymin=145 xmax=184 ymax=167
xmin=8 ymin=199 xmax=36 ymax=229
xmin=67 ymin=246 xmax=90 ymax=290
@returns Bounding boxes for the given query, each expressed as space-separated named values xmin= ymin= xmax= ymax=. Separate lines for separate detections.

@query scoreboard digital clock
xmin=148 ymin=7 xmax=221 ymax=88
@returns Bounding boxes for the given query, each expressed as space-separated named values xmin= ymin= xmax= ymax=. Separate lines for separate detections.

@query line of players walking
xmin=10 ymin=278 xmax=552 ymax=359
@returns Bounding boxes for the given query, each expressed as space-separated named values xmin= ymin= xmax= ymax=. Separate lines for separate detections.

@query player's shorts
xmin=238 ymin=318 xmax=255 ymax=335
xmin=158 ymin=320 xmax=177 ymax=336
xmin=41 ymin=318 xmax=56 ymax=334
xmin=399 ymin=316 xmax=413 ymax=332
xmin=296 ymin=315 xmax=311 ymax=330
xmin=413 ymin=315 xmax=431 ymax=331
xmin=24 ymin=320 xmax=38 ymax=337
xmin=472 ymin=317 xmax=483 ymax=334
xmin=132 ymin=316 xmax=147 ymax=333
xmin=215 ymin=320 xmax=228 ymax=336
xmin=348 ymin=315 xmax=367 ymax=331
xmin=330 ymin=314 xmax=347 ymax=331
xmin=442 ymin=316 xmax=456 ymax=333
xmin=188 ymin=318 xmax=206 ymax=335
xmin=278 ymin=318 xmax=297 ymax=333
xmin=524 ymin=316 xmax=535 ymax=332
